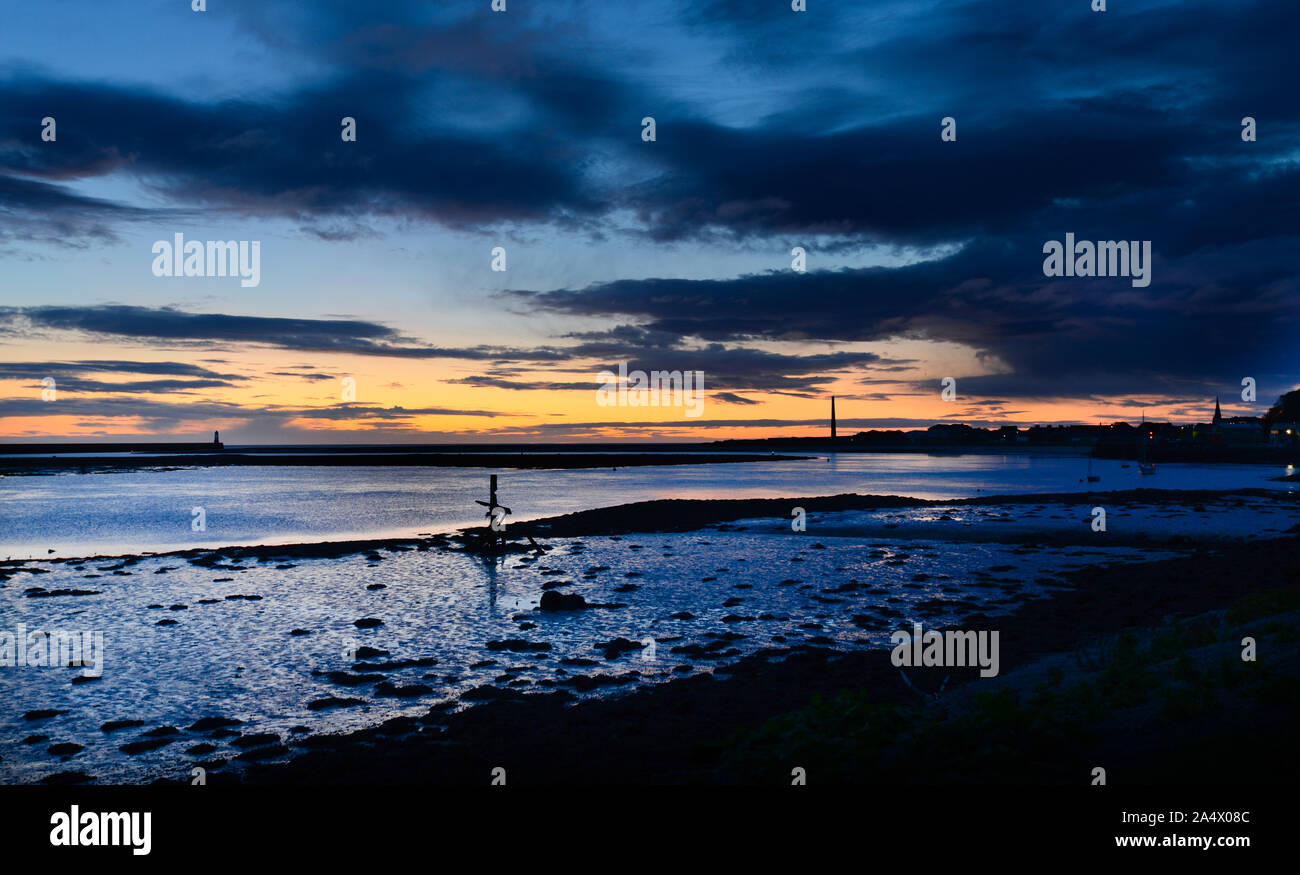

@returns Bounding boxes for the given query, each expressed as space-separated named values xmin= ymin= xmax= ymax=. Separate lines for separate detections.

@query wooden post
xmin=474 ymin=474 xmax=511 ymax=554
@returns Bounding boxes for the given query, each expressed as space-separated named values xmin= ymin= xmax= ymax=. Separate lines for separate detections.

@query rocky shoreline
xmin=10 ymin=486 xmax=1296 ymax=786
xmin=218 ymin=529 xmax=1298 ymax=785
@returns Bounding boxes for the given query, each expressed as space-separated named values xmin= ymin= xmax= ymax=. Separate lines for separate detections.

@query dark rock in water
xmin=231 ymin=732 xmax=280 ymax=749
xmin=320 ymin=671 xmax=383 ymax=687
xmin=23 ymin=735 xmax=49 ymax=744
xmin=71 ymin=675 xmax=100 ymax=685
xmin=673 ymin=665 xmax=692 ymax=673
xmin=275 ymin=564 xmax=296 ymax=570
xmin=538 ymin=591 xmax=588 ymax=611
xmin=25 ymin=588 xmax=102 ymax=598
xmin=722 ymin=597 xmax=744 ymax=607
xmin=721 ymin=614 xmax=755 ymax=623
xmin=518 ymin=622 xmax=537 ymax=631
xmin=169 ymin=604 xmax=187 ymax=611
xmin=595 ymin=637 xmax=645 ymax=659
xmin=147 ymin=603 xmax=165 ymax=609
xmin=565 ymin=673 xmax=639 ymax=692
xmin=353 ymin=617 xmax=384 ymax=628
xmin=197 ymin=598 xmax=220 ymax=604
xmin=120 ymin=737 xmax=173 ymax=755
xmin=486 ymin=639 xmax=552 ymax=652
xmin=307 ymin=696 xmax=365 ymax=711
xmin=156 ymin=619 xmax=178 ymax=626
xmin=354 ymin=656 xmax=438 ymax=670
xmin=289 ymin=629 xmax=312 ymax=636
xmin=669 ymin=611 xmax=694 ymax=620
xmin=42 ymin=771 xmax=93 ymax=785
xmin=777 ymin=579 xmax=800 ymax=586
xmin=188 ymin=716 xmax=242 ymax=731
xmin=460 ymin=685 xmax=525 ymax=702
xmin=614 ymin=584 xmax=639 ymax=592
xmin=186 ymin=743 xmax=217 ymax=755
xmin=354 ymin=646 xmax=389 ymax=659
xmin=470 ymin=659 xmax=497 ymax=669
xmin=366 ymin=583 xmax=387 ymax=590
xmin=374 ymin=682 xmax=433 ymax=698
xmin=561 ymin=656 xmax=599 ymax=667
xmin=235 ymin=744 xmax=290 ymax=761
xmin=101 ymin=719 xmax=145 ymax=732
xmin=23 ymin=709 xmax=67 ymax=721
xmin=290 ymin=725 xmax=311 ymax=734
xmin=850 ymin=614 xmax=889 ymax=630
xmin=142 ymin=726 xmax=179 ymax=738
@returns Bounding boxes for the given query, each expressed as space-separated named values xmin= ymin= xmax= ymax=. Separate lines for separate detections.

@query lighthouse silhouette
xmin=830 ymin=396 xmax=837 ymax=440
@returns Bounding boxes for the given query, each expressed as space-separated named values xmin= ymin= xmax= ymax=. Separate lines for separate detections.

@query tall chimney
xmin=831 ymin=396 xmax=837 ymax=440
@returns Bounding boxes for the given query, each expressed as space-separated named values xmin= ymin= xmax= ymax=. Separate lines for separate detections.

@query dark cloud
xmin=1 ymin=306 xmax=571 ymax=362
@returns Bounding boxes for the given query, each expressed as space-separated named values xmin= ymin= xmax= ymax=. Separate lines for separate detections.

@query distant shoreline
xmin=0 ymin=451 xmax=809 ymax=475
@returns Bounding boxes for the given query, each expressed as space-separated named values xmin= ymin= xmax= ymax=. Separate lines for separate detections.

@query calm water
xmin=0 ymin=452 xmax=1293 ymax=559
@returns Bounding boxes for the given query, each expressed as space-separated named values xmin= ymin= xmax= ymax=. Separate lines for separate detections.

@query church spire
xmin=1213 ymin=396 xmax=1222 ymax=427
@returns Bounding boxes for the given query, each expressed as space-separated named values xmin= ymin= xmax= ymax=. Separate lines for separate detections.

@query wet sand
xmin=7 ymin=486 xmax=1297 ymax=786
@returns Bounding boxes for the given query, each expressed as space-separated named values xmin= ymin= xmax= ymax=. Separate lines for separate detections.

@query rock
xmin=120 ymin=737 xmax=173 ymax=755
xmin=307 ymin=697 xmax=365 ymax=710
xmin=141 ymin=726 xmax=180 ymax=738
xmin=538 ymin=591 xmax=588 ymax=611
xmin=235 ymin=745 xmax=289 ymax=761
xmin=41 ymin=771 xmax=93 ymax=785
xmin=374 ymin=682 xmax=433 ymax=698
xmin=486 ymin=639 xmax=552 ymax=652
xmin=186 ymin=743 xmax=218 ymax=755
xmin=353 ymin=617 xmax=384 ymax=628
xmin=23 ymin=709 xmax=68 ymax=721
xmin=354 ymin=646 xmax=389 ymax=659
xmin=595 ymin=637 xmax=645 ymax=659
xmin=188 ymin=716 xmax=242 ymax=731
xmin=460 ymin=685 xmax=525 ymax=702
xmin=320 ymin=671 xmax=383 ymax=686
xmin=230 ymin=732 xmax=280 ymax=749
xmin=669 ymin=611 xmax=694 ymax=620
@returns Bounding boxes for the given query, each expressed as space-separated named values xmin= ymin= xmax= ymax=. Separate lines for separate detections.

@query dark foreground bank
xmin=211 ymin=532 xmax=1298 ymax=786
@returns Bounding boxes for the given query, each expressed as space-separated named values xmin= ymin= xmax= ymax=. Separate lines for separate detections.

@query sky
xmin=0 ymin=0 xmax=1296 ymax=443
